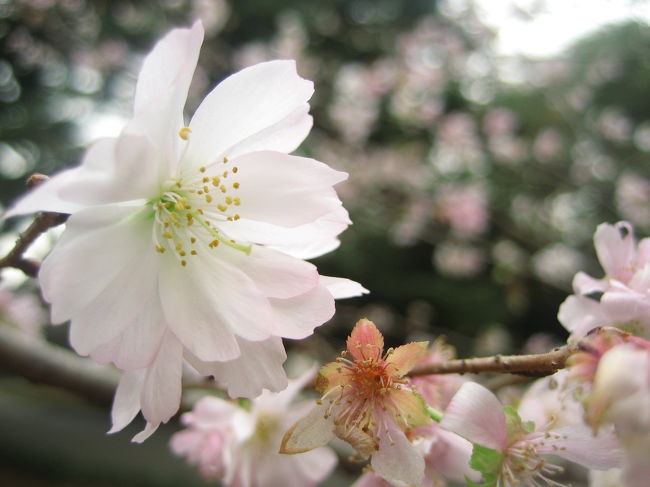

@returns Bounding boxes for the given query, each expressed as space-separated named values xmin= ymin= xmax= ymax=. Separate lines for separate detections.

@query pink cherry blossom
xmin=4 ymin=22 xmax=365 ymax=441
xmin=171 ymin=369 xmax=337 ymax=487
xmin=281 ymin=318 xmax=431 ymax=487
xmin=440 ymin=382 xmax=622 ymax=487
xmin=559 ymin=221 xmax=650 ymax=341
xmin=566 ymin=329 xmax=650 ymax=487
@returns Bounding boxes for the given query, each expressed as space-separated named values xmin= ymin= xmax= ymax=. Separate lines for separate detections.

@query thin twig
xmin=0 ymin=211 xmax=68 ymax=277
xmin=408 ymin=346 xmax=572 ymax=378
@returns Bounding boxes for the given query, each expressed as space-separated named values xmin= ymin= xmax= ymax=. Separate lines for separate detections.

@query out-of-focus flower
xmin=0 ymin=284 xmax=46 ymax=336
xmin=435 ymin=184 xmax=488 ymax=238
xmin=171 ymin=369 xmax=337 ymax=487
xmin=5 ymin=22 xmax=365 ymax=441
xmin=281 ymin=318 xmax=430 ymax=487
xmin=440 ymin=382 xmax=622 ymax=487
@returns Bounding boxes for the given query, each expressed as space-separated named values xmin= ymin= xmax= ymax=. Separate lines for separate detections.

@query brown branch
xmin=0 ymin=211 xmax=68 ymax=277
xmin=0 ymin=324 xmax=119 ymax=405
xmin=408 ymin=346 xmax=572 ymax=378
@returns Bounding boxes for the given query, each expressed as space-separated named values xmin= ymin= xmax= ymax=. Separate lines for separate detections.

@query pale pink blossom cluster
xmin=171 ymin=369 xmax=337 ymax=487
xmin=559 ymin=221 xmax=650 ymax=342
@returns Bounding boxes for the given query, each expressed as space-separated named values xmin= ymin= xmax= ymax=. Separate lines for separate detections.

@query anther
xmin=223 ymin=156 xmax=228 ymax=163
xmin=163 ymin=232 xmax=173 ymax=239
xmin=232 ymin=167 xmax=238 ymax=173
xmin=181 ymin=260 xmax=187 ymax=266
xmin=199 ymin=166 xmax=206 ymax=173
xmin=233 ymin=182 xmax=240 ymax=189
xmin=217 ymin=204 xmax=227 ymax=212
xmin=178 ymin=127 xmax=192 ymax=140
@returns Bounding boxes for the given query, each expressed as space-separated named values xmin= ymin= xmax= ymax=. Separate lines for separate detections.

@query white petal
xmin=218 ymin=206 xmax=351 ymax=260
xmin=222 ymin=151 xmax=346 ymax=228
xmin=440 ymin=382 xmax=508 ymax=451
xmin=159 ymin=250 xmax=276 ymax=361
xmin=5 ymin=134 xmax=160 ymax=219
xmin=533 ymin=424 xmax=624 ymax=470
xmin=68 ymin=239 xmax=160 ymax=357
xmin=224 ymin=104 xmax=313 ymax=158
xmin=139 ymin=331 xmax=184 ymax=426
xmin=88 ymin=293 xmax=166 ymax=370
xmin=132 ymin=421 xmax=160 ymax=443
xmin=557 ymin=295 xmax=606 ymax=340
xmin=38 ymin=204 xmax=148 ymax=324
xmin=280 ymin=400 xmax=336 ymax=454
xmin=371 ymin=421 xmax=425 ymax=487
xmin=186 ymin=60 xmax=314 ymax=166
xmin=134 ymin=21 xmax=203 ymax=116
xmin=109 ymin=370 xmax=145 ymax=434
xmin=320 ymin=276 xmax=369 ymax=299
xmin=226 ymin=244 xmax=319 ymax=299
xmin=188 ymin=337 xmax=288 ymax=399
xmin=269 ymin=283 xmax=335 ymax=339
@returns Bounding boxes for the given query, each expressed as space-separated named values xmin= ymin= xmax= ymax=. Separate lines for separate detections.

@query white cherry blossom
xmin=5 ymin=21 xmax=365 ymax=441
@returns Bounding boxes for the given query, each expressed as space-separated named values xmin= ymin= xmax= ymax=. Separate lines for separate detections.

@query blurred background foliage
xmin=1 ymin=0 xmax=650 ymax=485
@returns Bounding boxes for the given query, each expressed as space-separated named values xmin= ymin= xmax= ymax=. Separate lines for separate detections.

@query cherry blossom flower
xmin=440 ymin=381 xmax=622 ymax=487
xmin=566 ymin=329 xmax=650 ymax=487
xmin=558 ymin=221 xmax=650 ymax=341
xmin=410 ymin=340 xmax=479 ymax=485
xmin=4 ymin=22 xmax=365 ymax=441
xmin=170 ymin=369 xmax=336 ymax=487
xmin=280 ymin=318 xmax=431 ymax=487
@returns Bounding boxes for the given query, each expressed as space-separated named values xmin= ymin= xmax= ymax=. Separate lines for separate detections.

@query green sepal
xmin=466 ymin=443 xmax=503 ymax=487
xmin=504 ymin=406 xmax=535 ymax=438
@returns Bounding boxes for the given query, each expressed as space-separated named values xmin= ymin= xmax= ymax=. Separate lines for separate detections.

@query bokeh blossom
xmin=281 ymin=318 xmax=430 ymax=486
xmin=5 ymin=22 xmax=364 ymax=441
xmin=171 ymin=369 xmax=336 ymax=487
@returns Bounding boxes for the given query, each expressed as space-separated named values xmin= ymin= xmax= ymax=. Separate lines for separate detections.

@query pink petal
xmin=594 ymin=221 xmax=636 ymax=282
xmin=346 ymin=319 xmax=384 ymax=362
xmin=440 ymin=382 xmax=508 ymax=451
